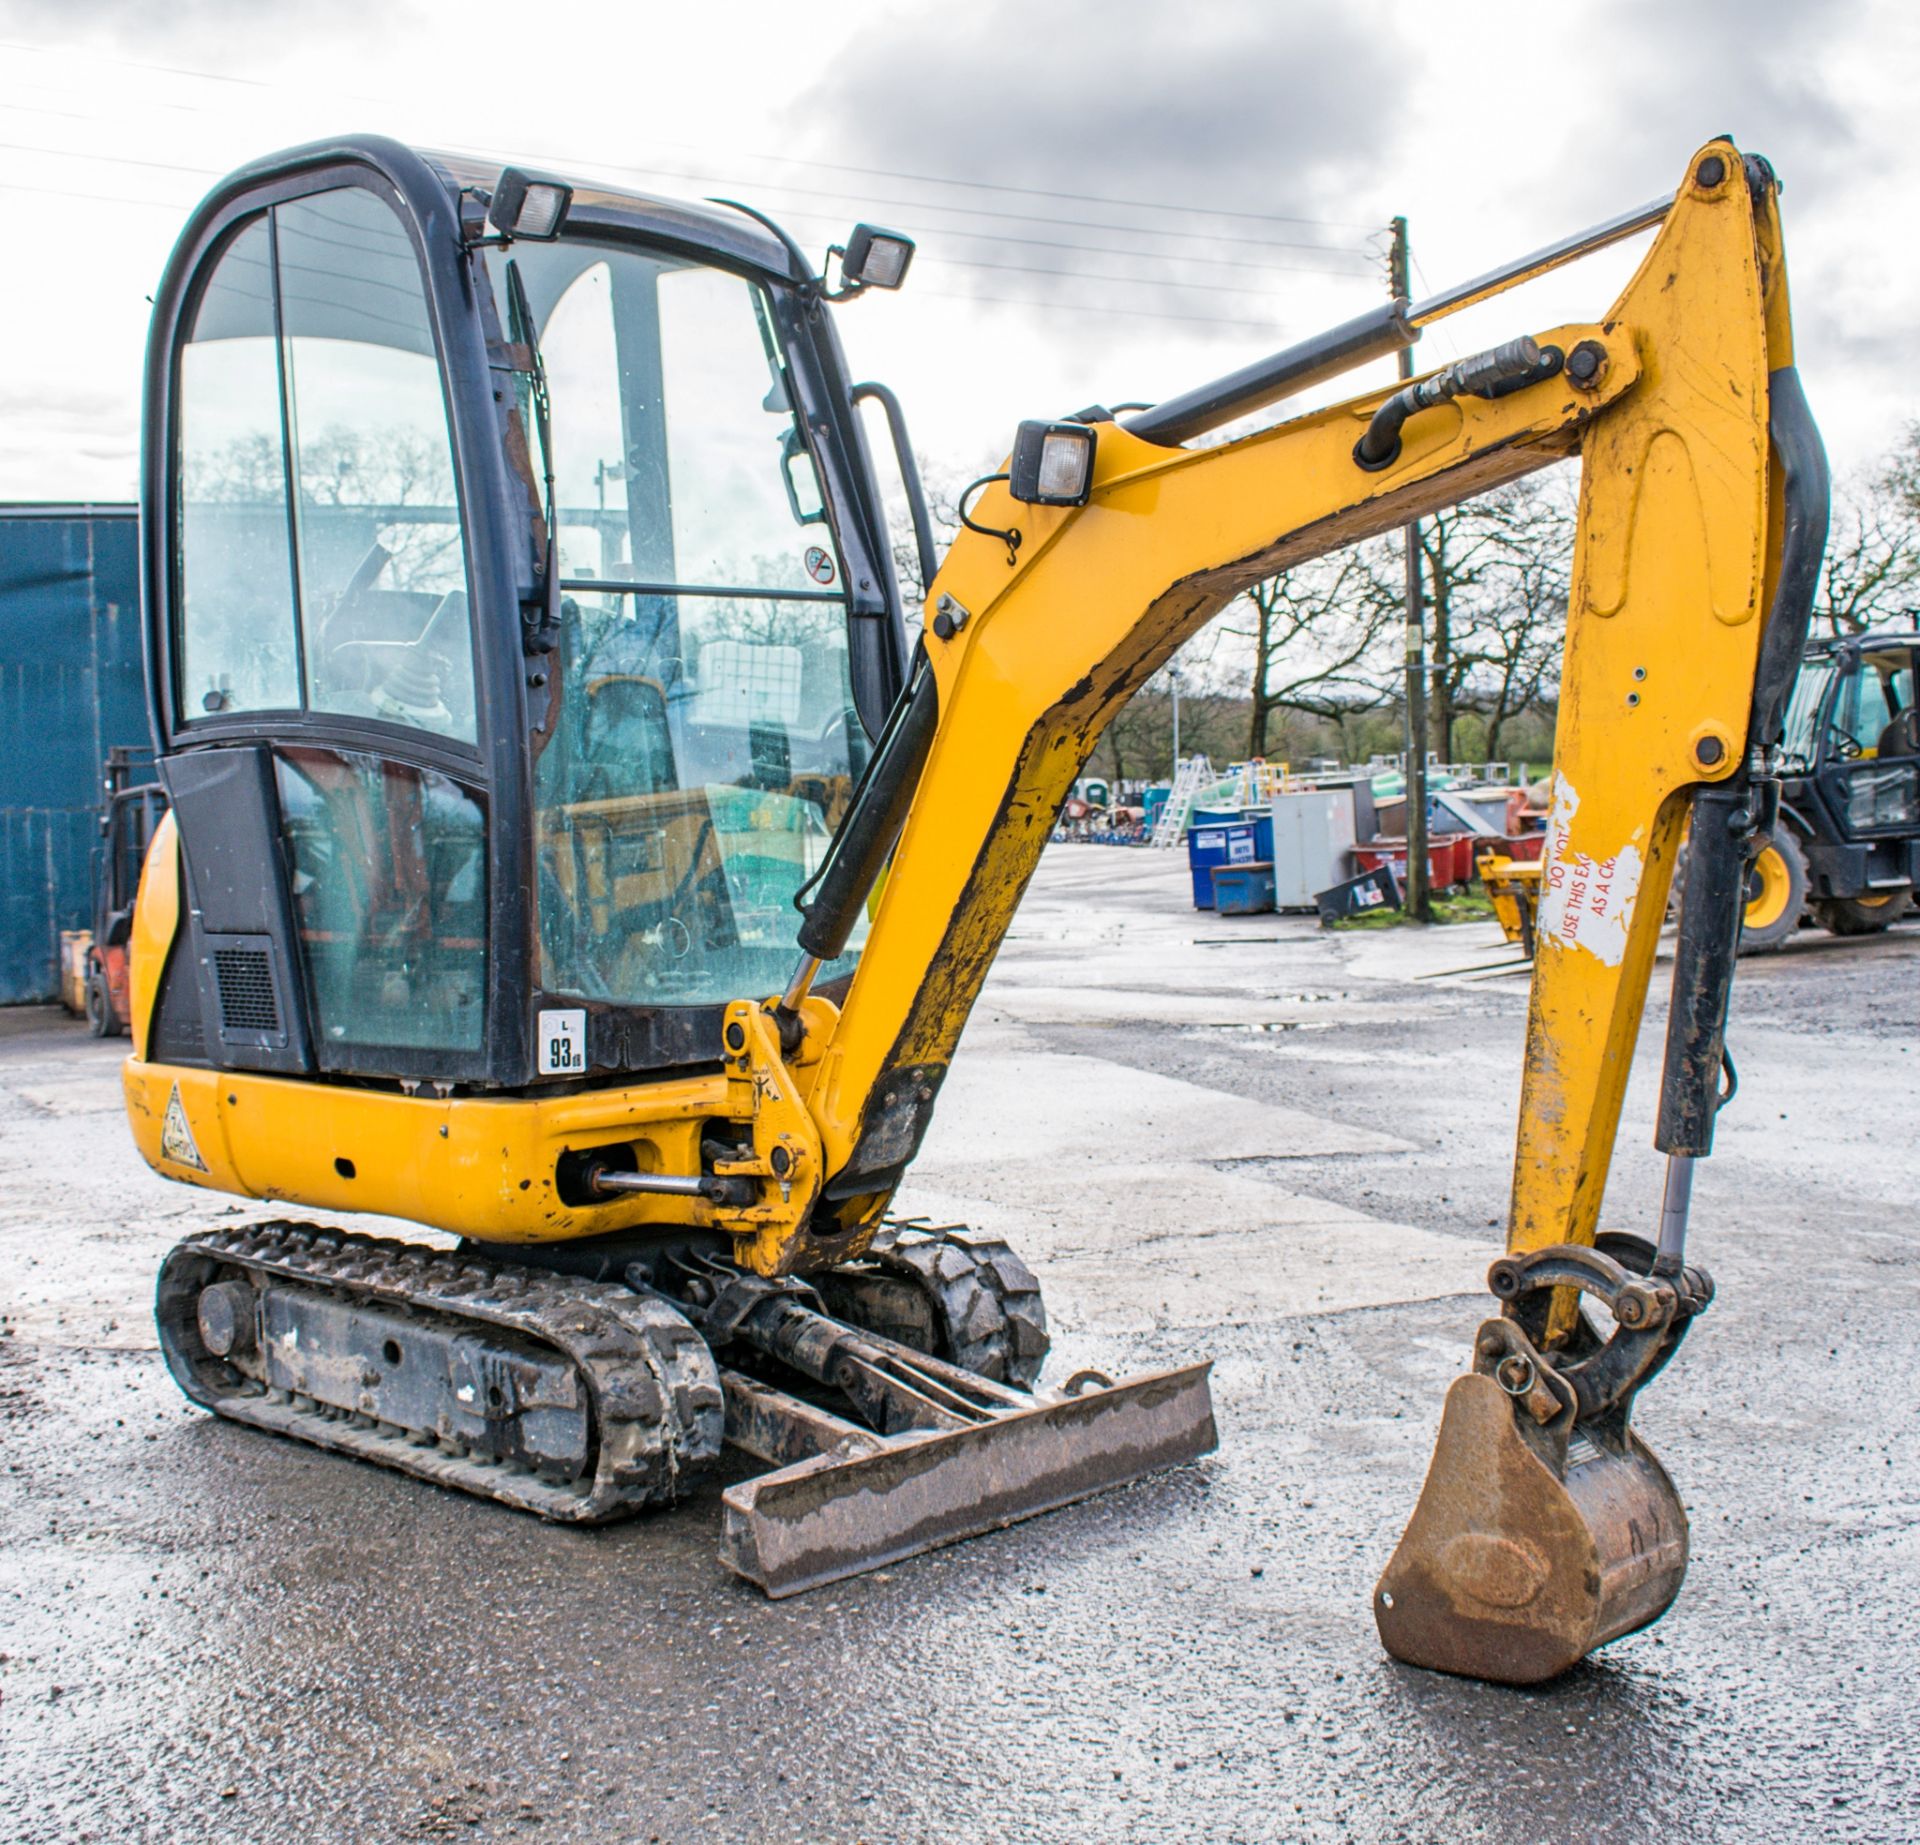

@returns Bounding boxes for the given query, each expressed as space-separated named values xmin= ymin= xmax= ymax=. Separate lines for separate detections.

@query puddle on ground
xmin=1186 ymin=1020 xmax=1337 ymax=1035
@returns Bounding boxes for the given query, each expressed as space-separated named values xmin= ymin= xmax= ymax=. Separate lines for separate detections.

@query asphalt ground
xmin=2 ymin=849 xmax=1916 ymax=1844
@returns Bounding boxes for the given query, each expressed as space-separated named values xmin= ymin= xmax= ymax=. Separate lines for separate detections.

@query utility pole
xmin=1389 ymin=215 xmax=1432 ymax=922
xmin=1169 ymin=661 xmax=1182 ymax=780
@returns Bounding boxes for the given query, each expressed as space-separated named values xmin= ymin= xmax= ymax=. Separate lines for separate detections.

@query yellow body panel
xmin=128 ymin=807 xmax=181 ymax=1061
xmin=127 ymin=140 xmax=1799 ymax=1287
xmin=121 ymin=1041 xmax=819 ymax=1252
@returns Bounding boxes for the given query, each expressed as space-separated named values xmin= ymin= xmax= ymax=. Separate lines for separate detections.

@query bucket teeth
xmin=1374 ymin=1372 xmax=1688 ymax=1684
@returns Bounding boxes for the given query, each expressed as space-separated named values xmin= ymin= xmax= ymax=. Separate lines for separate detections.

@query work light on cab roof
xmin=486 ymin=165 xmax=573 ymax=240
xmin=839 ymin=222 xmax=914 ymax=291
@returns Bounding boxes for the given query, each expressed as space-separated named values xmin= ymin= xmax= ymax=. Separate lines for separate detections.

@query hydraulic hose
xmin=1653 ymin=366 xmax=1829 ymax=1180
xmin=1352 ymin=337 xmax=1553 ymax=471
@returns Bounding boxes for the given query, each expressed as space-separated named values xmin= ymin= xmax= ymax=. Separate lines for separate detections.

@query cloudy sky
xmin=2 ymin=0 xmax=1914 ymax=506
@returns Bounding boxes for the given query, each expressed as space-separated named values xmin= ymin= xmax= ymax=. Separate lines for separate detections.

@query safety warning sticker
xmin=160 ymin=1084 xmax=208 ymax=1171
xmin=1535 ymin=774 xmax=1644 ymax=968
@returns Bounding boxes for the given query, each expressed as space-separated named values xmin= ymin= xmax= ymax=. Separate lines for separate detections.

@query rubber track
xmin=156 ymin=1222 xmax=723 ymax=1523
xmin=867 ymin=1226 xmax=1051 ymax=1388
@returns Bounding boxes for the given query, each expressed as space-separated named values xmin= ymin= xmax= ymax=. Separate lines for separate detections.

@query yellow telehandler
xmin=123 ymin=133 xmax=1822 ymax=1681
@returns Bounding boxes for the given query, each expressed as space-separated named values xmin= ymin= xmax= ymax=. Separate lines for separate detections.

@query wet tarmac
xmin=3 ymin=852 xmax=1917 ymax=1843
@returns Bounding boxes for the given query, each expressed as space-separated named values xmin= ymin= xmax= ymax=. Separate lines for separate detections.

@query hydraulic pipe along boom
xmin=1122 ymin=191 xmax=1677 ymax=450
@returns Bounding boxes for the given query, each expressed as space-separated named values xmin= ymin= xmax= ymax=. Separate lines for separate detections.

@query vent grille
xmin=212 ymin=946 xmax=280 ymax=1035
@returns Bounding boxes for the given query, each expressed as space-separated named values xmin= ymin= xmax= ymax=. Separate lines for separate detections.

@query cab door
xmin=154 ymin=174 xmax=497 ymax=1086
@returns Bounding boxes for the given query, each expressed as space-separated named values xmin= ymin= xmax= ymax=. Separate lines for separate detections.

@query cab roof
xmin=202 ymin=134 xmax=807 ymax=287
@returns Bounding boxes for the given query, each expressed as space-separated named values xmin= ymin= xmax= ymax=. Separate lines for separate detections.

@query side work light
xmin=1008 ymin=420 xmax=1097 ymax=507
xmin=489 ymin=167 xmax=574 ymax=241
xmin=842 ymin=223 xmax=915 ymax=290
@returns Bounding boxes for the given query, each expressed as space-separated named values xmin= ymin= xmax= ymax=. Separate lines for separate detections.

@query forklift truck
xmin=62 ymin=746 xmax=168 ymax=1035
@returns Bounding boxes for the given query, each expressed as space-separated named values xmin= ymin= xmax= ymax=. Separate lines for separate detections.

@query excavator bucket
xmin=717 ymin=1363 xmax=1218 ymax=1597
xmin=1375 ymin=1242 xmax=1709 ymax=1683
xmin=1373 ymin=1370 xmax=1688 ymax=1684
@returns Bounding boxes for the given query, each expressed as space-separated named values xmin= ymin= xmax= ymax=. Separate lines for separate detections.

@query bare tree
xmin=1088 ymin=626 xmax=1241 ymax=789
xmin=1413 ymin=499 xmax=1523 ymax=763
xmin=1465 ymin=490 xmax=1573 ymax=762
xmin=1818 ymin=430 xmax=1920 ymax=634
xmin=1228 ymin=544 xmax=1400 ymax=758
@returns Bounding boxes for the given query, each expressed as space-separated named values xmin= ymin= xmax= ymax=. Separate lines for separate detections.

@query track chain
xmin=156 ymin=1221 xmax=723 ymax=1523
xmin=817 ymin=1223 xmax=1050 ymax=1387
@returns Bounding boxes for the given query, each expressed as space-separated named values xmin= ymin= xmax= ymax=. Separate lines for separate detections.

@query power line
xmin=802 ymin=217 xmax=1369 ymax=279
xmin=0 ymin=38 xmax=1380 ymax=238
xmin=476 ymin=141 xmax=1378 ymax=258
xmin=912 ymin=288 xmax=1284 ymax=334
xmin=919 ymin=254 xmax=1362 ymax=297
xmin=0 ymin=135 xmax=1377 ymax=296
xmin=0 ymin=113 xmax=1379 ymax=271
xmin=0 ymin=135 xmax=232 ymax=180
xmin=695 ymin=144 xmax=1378 ymax=235
xmin=0 ymin=172 xmax=1354 ymax=334
xmin=0 ymin=178 xmax=193 ymax=212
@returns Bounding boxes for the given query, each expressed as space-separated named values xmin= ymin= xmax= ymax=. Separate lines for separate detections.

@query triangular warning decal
xmin=160 ymin=1084 xmax=208 ymax=1172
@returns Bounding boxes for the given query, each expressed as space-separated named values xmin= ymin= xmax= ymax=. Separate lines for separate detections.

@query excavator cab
xmin=140 ymin=145 xmax=909 ymax=1097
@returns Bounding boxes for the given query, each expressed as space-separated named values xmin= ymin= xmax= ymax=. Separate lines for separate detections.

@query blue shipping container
xmin=0 ymin=505 xmax=149 ymax=1004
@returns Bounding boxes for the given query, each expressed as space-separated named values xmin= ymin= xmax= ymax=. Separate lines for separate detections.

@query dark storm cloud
xmin=787 ymin=1 xmax=1407 ymax=209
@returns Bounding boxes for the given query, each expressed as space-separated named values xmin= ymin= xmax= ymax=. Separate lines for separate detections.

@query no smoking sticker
xmin=803 ymin=545 xmax=836 ymax=585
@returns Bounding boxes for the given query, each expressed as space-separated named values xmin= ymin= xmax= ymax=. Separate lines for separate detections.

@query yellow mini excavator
xmin=124 ymin=134 xmax=1822 ymax=1681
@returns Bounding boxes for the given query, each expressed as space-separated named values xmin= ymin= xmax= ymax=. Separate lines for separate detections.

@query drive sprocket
xmin=813 ymin=1222 xmax=1049 ymax=1387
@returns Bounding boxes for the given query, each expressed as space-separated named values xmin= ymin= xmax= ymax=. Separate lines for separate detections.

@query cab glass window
xmin=274 ymin=746 xmax=487 ymax=1062
xmin=176 ymin=217 xmax=301 ymax=717
xmin=170 ymin=187 xmax=476 ymax=744
xmin=1777 ymin=657 xmax=1831 ymax=771
xmin=489 ymin=243 xmax=868 ymax=1009
xmin=1843 ymin=660 xmax=1895 ymax=755
xmin=278 ymin=189 xmax=476 ymax=741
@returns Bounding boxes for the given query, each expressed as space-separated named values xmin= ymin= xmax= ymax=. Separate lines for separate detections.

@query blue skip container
xmin=1186 ymin=816 xmax=1273 ymax=909
xmin=1211 ymin=863 xmax=1277 ymax=915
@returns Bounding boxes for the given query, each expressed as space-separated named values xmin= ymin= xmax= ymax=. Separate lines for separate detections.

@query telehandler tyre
xmin=1811 ymin=887 xmax=1912 ymax=936
xmin=1736 ymin=829 xmax=1807 ymax=953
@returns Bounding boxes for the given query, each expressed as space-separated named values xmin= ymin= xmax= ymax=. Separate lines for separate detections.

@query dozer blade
xmin=1374 ymin=1371 xmax=1688 ymax=1685
xmin=719 ymin=1362 xmax=1217 ymax=1597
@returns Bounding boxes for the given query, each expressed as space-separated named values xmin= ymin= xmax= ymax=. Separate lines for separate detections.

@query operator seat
xmin=1875 ymin=705 xmax=1919 ymax=758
